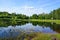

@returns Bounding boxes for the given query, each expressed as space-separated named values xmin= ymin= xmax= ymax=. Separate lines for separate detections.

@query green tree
xmin=30 ymin=14 xmax=38 ymax=19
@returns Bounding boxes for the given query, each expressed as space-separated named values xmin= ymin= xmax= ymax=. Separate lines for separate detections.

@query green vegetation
xmin=0 ymin=8 xmax=60 ymax=40
xmin=29 ymin=19 xmax=60 ymax=24
xmin=24 ymin=33 xmax=60 ymax=40
xmin=0 ymin=21 xmax=60 ymax=33
xmin=0 ymin=8 xmax=60 ymax=21
xmin=0 ymin=12 xmax=29 ymax=21
xmin=0 ymin=33 xmax=60 ymax=40
xmin=30 ymin=8 xmax=60 ymax=20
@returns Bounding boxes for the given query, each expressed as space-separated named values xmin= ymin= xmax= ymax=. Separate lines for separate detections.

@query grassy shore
xmin=24 ymin=33 xmax=60 ymax=40
xmin=28 ymin=19 xmax=60 ymax=24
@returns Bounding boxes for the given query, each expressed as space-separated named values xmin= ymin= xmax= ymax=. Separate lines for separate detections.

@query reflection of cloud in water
xmin=0 ymin=23 xmax=57 ymax=38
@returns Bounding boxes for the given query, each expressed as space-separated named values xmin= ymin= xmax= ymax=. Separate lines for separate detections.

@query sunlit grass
xmin=29 ymin=19 xmax=60 ymax=24
xmin=0 ymin=32 xmax=60 ymax=40
xmin=24 ymin=33 xmax=60 ymax=40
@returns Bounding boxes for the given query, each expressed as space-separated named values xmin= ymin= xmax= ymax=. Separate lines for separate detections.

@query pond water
xmin=0 ymin=21 xmax=60 ymax=39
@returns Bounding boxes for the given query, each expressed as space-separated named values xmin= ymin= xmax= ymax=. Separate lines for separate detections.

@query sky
xmin=0 ymin=0 xmax=60 ymax=16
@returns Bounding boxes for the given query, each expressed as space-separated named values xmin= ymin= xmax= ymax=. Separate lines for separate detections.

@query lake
xmin=0 ymin=21 xmax=60 ymax=40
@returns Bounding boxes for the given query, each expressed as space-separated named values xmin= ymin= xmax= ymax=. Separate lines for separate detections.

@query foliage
xmin=0 ymin=8 xmax=60 ymax=21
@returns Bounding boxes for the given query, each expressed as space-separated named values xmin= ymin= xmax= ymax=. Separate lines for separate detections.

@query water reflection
xmin=0 ymin=21 xmax=28 ymax=27
xmin=0 ymin=21 xmax=60 ymax=39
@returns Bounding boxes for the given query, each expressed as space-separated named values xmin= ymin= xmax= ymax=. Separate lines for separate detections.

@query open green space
xmin=29 ymin=19 xmax=60 ymax=24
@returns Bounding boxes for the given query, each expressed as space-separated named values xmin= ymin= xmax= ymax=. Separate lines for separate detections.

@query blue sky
xmin=0 ymin=0 xmax=60 ymax=16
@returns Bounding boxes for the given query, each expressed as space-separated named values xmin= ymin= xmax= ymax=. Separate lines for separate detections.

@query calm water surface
xmin=0 ymin=21 xmax=60 ymax=39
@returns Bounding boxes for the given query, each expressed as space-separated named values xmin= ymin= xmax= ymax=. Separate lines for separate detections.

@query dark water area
xmin=0 ymin=21 xmax=60 ymax=39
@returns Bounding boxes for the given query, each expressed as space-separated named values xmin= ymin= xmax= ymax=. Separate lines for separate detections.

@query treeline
xmin=0 ymin=8 xmax=60 ymax=21
xmin=30 ymin=8 xmax=60 ymax=19
xmin=0 ymin=12 xmax=29 ymax=21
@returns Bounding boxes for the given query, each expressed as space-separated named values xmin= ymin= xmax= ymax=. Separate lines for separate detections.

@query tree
xmin=38 ymin=13 xmax=46 ymax=19
xmin=50 ymin=8 xmax=60 ymax=19
xmin=30 ymin=14 xmax=38 ymax=19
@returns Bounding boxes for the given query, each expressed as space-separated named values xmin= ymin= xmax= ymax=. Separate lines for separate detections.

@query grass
xmin=0 ymin=33 xmax=60 ymax=40
xmin=28 ymin=19 xmax=60 ymax=24
xmin=24 ymin=33 xmax=60 ymax=40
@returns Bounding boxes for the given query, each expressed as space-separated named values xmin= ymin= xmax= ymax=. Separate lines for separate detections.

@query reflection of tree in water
xmin=0 ymin=21 xmax=28 ymax=27
xmin=31 ymin=21 xmax=60 ymax=33
xmin=0 ymin=21 xmax=60 ymax=40
xmin=31 ymin=21 xmax=52 ymax=27
xmin=0 ymin=21 xmax=60 ymax=34
xmin=50 ymin=24 xmax=60 ymax=33
xmin=0 ymin=21 xmax=11 ymax=27
xmin=1 ymin=21 xmax=60 ymax=33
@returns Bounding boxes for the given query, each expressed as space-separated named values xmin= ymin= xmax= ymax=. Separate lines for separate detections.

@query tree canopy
xmin=0 ymin=8 xmax=60 ymax=20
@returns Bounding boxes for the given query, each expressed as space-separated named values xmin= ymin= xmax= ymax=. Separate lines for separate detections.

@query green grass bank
xmin=28 ymin=19 xmax=60 ymax=24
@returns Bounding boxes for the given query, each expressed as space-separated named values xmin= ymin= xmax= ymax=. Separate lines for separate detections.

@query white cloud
xmin=0 ymin=0 xmax=60 ymax=16
xmin=0 ymin=5 xmax=44 ymax=16
xmin=19 ymin=6 xmax=44 ymax=16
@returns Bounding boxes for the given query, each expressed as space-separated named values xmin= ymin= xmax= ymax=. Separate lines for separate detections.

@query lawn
xmin=28 ymin=19 xmax=60 ymax=24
